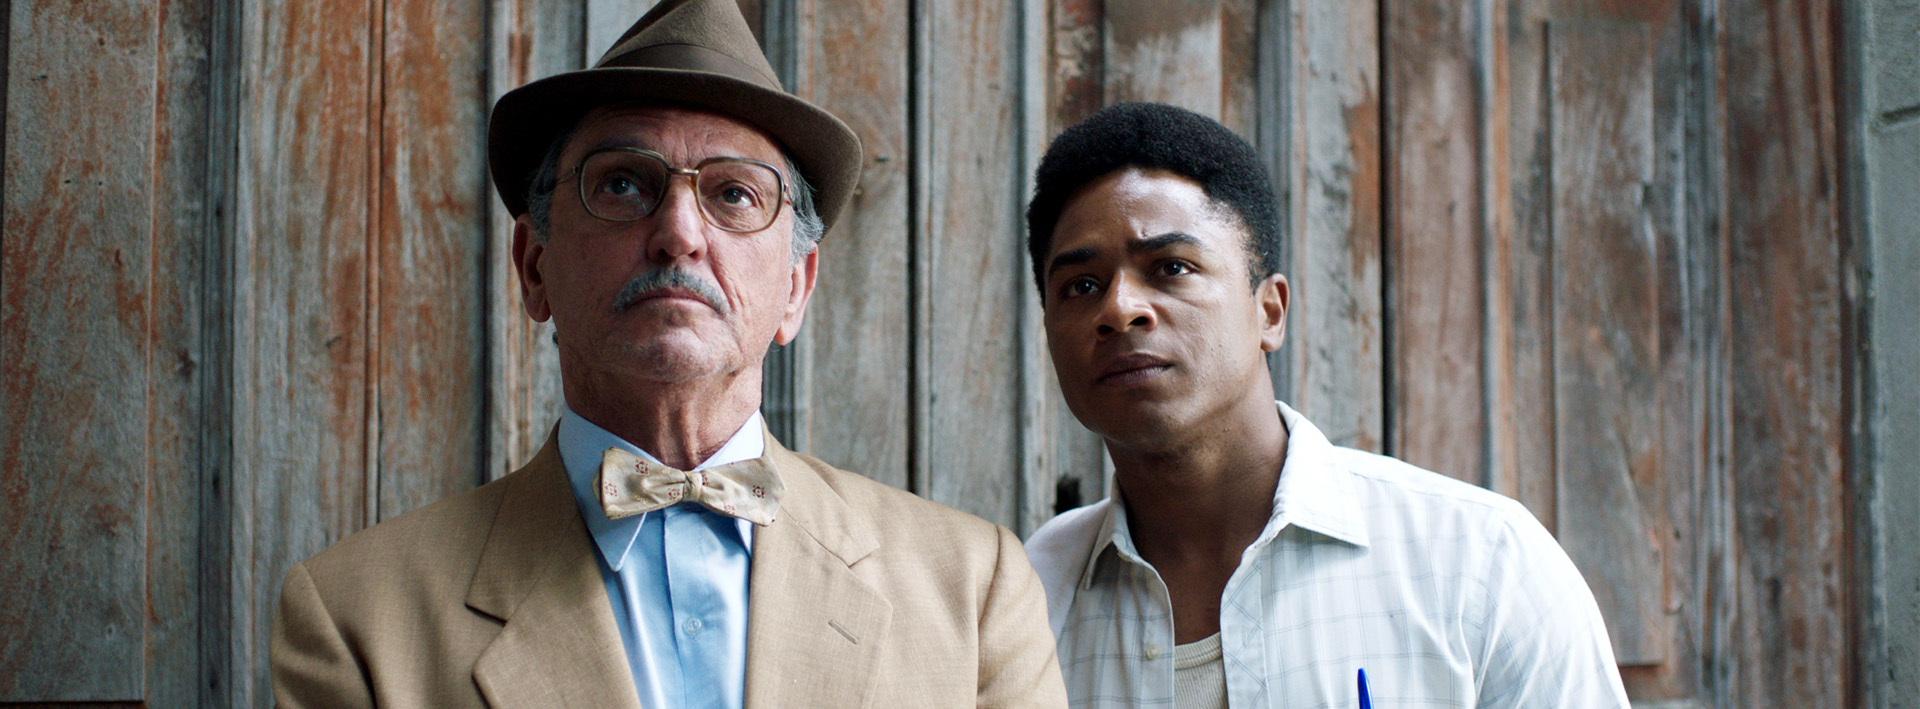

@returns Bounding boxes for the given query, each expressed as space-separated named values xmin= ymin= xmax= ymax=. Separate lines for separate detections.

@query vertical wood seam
xmin=227 ymin=2 xmax=260 ymax=701
xmin=1473 ymin=0 xmax=1498 ymax=490
xmin=1 ymin=0 xmax=8 ymax=297
xmin=1376 ymin=0 xmax=1395 ymax=457
xmin=197 ymin=0 xmax=240 ymax=697
xmin=143 ymin=0 xmax=169 ymax=694
xmin=475 ymin=0 xmax=498 ymax=490
xmin=1836 ymin=2 xmax=1881 ymax=705
xmin=1683 ymin=0 xmax=1735 ymax=701
xmin=907 ymin=0 xmax=931 ymax=497
xmin=1540 ymin=21 xmax=1559 ymax=533
xmin=365 ymin=0 xmax=386 ymax=524
xmin=1015 ymin=0 xmax=1047 ymax=535
xmin=1257 ymin=0 xmax=1290 ymax=405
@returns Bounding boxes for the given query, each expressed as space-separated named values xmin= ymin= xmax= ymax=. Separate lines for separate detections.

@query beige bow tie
xmin=596 ymin=447 xmax=785 ymax=526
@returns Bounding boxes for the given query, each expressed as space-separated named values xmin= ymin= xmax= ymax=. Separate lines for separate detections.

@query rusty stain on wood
xmin=1285 ymin=1 xmax=1383 ymax=453
xmin=1384 ymin=0 xmax=1487 ymax=483
xmin=1723 ymin=0 xmax=1850 ymax=705
xmin=800 ymin=0 xmax=912 ymax=488
xmin=375 ymin=0 xmax=489 ymax=520
xmin=486 ymin=0 xmax=579 ymax=481
xmin=0 ymin=0 xmax=159 ymax=702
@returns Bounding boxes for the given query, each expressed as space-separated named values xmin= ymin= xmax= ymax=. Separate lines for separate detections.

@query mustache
xmin=610 ymin=267 xmax=729 ymax=315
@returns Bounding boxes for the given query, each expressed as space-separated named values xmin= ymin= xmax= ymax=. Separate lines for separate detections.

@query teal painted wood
xmin=0 ymin=0 xmax=160 ymax=700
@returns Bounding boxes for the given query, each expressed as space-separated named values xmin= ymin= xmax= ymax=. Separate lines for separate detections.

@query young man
xmin=1023 ymin=102 xmax=1630 ymax=708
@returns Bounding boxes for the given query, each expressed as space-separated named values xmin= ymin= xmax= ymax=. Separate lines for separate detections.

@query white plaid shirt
xmin=1025 ymin=402 xmax=1631 ymax=708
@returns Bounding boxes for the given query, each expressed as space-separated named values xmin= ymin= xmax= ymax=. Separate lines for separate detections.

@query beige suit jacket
xmin=271 ymin=431 xmax=1067 ymax=707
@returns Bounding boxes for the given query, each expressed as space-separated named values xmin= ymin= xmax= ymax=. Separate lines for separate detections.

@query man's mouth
xmin=1095 ymin=353 xmax=1173 ymax=387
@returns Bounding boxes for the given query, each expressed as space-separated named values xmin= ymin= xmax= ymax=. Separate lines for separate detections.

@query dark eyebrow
xmin=1046 ymin=247 xmax=1096 ymax=282
xmin=1130 ymin=232 xmax=1204 ymax=254
xmin=1045 ymin=232 xmax=1205 ymax=283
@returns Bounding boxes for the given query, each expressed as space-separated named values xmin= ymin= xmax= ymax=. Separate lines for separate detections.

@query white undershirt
xmin=1174 ymin=633 xmax=1227 ymax=709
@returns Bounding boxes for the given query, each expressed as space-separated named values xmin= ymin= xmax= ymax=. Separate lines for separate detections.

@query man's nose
xmin=643 ymin=178 xmax=708 ymax=261
xmin=1094 ymin=278 xmax=1154 ymax=337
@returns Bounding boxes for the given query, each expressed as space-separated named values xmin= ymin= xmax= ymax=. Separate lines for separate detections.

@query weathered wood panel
xmin=0 ymin=1 xmax=158 ymax=701
xmin=586 ymin=0 xmax=659 ymax=65
xmin=1722 ymin=0 xmax=1850 ymax=705
xmin=1103 ymin=0 xmax=1222 ymax=117
xmin=1497 ymin=1 xmax=1560 ymax=528
xmin=922 ymin=0 xmax=1023 ymax=525
xmin=1283 ymin=1 xmax=1383 ymax=453
xmin=1630 ymin=5 xmax=1712 ymax=696
xmin=1547 ymin=19 xmax=1670 ymax=667
xmin=793 ymin=0 xmax=911 ymax=488
xmin=230 ymin=0 xmax=378 ymax=703
xmin=1046 ymin=0 xmax=1102 ymax=135
xmin=1035 ymin=0 xmax=1113 ymax=522
xmin=1018 ymin=0 xmax=1099 ymax=534
xmin=1216 ymin=0 xmax=1259 ymax=140
xmin=1854 ymin=2 xmax=1920 ymax=704
xmin=1384 ymin=0 xmax=1486 ymax=483
xmin=376 ymin=0 xmax=490 ymax=518
xmin=485 ymin=0 xmax=580 ymax=478
xmin=148 ymin=0 xmax=222 ymax=704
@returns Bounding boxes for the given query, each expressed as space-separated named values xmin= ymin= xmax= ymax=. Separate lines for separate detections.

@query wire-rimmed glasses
xmin=562 ymin=147 xmax=790 ymax=233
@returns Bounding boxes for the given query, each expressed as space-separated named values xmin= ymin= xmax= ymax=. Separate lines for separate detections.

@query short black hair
xmin=1025 ymin=102 xmax=1281 ymax=298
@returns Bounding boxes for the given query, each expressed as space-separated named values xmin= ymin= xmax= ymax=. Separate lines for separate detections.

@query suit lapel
xmin=743 ymin=437 xmax=892 ymax=707
xmin=468 ymin=435 xmax=641 ymax=708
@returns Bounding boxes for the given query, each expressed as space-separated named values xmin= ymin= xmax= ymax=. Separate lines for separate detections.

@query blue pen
xmin=1358 ymin=668 xmax=1372 ymax=709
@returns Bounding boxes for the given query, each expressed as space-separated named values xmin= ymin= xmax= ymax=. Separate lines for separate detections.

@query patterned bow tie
xmin=596 ymin=447 xmax=785 ymax=525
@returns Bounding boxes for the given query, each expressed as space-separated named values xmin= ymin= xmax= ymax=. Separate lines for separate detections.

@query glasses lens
xmin=696 ymin=161 xmax=783 ymax=232
xmin=580 ymin=151 xmax=668 ymax=221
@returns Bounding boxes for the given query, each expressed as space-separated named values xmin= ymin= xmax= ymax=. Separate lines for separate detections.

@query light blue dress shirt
xmin=560 ymin=406 xmax=760 ymax=709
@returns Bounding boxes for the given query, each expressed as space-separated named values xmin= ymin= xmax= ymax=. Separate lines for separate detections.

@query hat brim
xmin=489 ymin=66 xmax=863 ymax=232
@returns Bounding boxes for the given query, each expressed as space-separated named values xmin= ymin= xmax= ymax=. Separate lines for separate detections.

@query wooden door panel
xmin=1547 ymin=18 xmax=1671 ymax=667
xmin=0 ymin=1 xmax=160 ymax=700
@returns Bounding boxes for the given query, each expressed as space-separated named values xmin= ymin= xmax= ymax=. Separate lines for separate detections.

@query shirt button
xmin=1144 ymin=644 xmax=1162 ymax=660
xmin=684 ymin=618 xmax=703 ymax=635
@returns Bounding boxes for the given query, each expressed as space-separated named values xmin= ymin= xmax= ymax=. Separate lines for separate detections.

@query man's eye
xmin=1158 ymin=261 xmax=1194 ymax=277
xmin=718 ymin=185 xmax=755 ymax=206
xmin=601 ymin=175 xmax=649 ymax=197
xmin=1065 ymin=277 xmax=1099 ymax=297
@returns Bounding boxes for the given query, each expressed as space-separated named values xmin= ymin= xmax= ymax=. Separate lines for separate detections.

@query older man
xmin=1021 ymin=103 xmax=1629 ymax=707
xmin=269 ymin=1 xmax=1065 ymax=706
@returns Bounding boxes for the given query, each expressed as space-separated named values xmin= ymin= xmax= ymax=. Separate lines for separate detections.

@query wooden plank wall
xmin=0 ymin=0 xmax=1870 ymax=705
xmin=1850 ymin=0 xmax=1920 ymax=705
xmin=1 ymin=1 xmax=161 ymax=701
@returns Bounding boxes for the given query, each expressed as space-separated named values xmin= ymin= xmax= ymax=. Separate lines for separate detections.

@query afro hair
xmin=1024 ymin=102 xmax=1281 ymax=299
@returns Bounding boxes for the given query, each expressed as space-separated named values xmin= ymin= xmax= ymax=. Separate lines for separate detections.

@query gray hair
xmin=524 ymin=125 xmax=824 ymax=261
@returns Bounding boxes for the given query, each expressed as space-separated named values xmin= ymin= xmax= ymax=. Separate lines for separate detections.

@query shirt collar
xmin=560 ymin=405 xmax=765 ymax=570
xmin=1078 ymin=400 xmax=1371 ymax=590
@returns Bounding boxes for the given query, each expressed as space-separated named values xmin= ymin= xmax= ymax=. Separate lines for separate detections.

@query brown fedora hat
xmin=488 ymin=0 xmax=862 ymax=230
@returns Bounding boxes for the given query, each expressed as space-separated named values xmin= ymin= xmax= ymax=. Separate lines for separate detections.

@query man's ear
xmin=774 ymin=246 xmax=820 ymax=346
xmin=1256 ymin=272 xmax=1289 ymax=353
xmin=511 ymin=216 xmax=552 ymax=322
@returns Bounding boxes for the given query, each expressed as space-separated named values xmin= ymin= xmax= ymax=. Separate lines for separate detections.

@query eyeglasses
xmin=560 ymin=147 xmax=790 ymax=233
